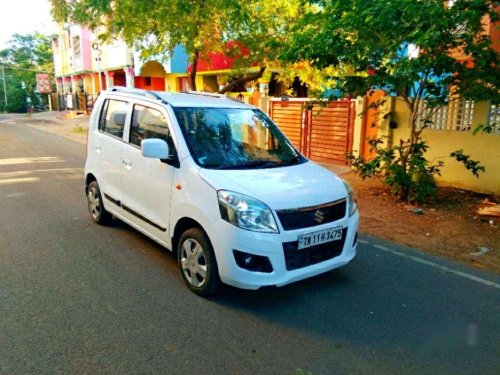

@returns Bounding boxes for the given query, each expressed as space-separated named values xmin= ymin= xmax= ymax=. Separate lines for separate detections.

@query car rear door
xmin=93 ymin=97 xmax=130 ymax=215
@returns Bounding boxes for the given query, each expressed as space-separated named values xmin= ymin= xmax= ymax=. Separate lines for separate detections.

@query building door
xmin=113 ymin=72 xmax=126 ymax=87
xmin=135 ymin=77 xmax=166 ymax=91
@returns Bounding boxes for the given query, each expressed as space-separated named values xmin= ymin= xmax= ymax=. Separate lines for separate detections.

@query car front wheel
xmin=178 ymin=228 xmax=220 ymax=296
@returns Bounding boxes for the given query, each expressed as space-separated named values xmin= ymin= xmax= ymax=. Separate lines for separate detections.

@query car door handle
xmin=123 ymin=159 xmax=132 ymax=168
xmin=95 ymin=146 xmax=102 ymax=153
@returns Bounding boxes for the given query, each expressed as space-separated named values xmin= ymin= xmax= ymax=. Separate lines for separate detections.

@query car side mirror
xmin=141 ymin=138 xmax=169 ymax=160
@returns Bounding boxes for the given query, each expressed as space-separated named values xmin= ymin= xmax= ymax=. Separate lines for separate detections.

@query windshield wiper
xmin=215 ymin=160 xmax=282 ymax=170
xmin=282 ymin=155 xmax=303 ymax=165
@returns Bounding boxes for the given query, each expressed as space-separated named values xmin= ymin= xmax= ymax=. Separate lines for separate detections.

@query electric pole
xmin=92 ymin=43 xmax=103 ymax=93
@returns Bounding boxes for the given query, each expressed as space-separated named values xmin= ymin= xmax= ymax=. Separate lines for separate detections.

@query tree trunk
xmin=398 ymin=186 xmax=409 ymax=201
xmin=218 ymin=66 xmax=267 ymax=94
xmin=189 ymin=50 xmax=200 ymax=91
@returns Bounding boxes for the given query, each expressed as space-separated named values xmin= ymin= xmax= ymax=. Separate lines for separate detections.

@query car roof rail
xmin=109 ymin=86 xmax=166 ymax=102
xmin=182 ymin=90 xmax=246 ymax=103
xmin=181 ymin=90 xmax=228 ymax=99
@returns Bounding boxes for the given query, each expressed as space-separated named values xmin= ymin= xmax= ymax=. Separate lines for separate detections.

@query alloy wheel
xmin=180 ymin=238 xmax=208 ymax=288
xmin=87 ymin=186 xmax=101 ymax=220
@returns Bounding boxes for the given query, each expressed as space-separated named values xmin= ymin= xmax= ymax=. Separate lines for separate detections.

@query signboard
xmin=36 ymin=74 xmax=52 ymax=93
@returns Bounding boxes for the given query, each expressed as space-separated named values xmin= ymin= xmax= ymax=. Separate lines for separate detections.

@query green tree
xmin=50 ymin=0 xmax=301 ymax=92
xmin=0 ymin=32 xmax=53 ymax=112
xmin=219 ymin=0 xmax=302 ymax=93
xmin=284 ymin=0 xmax=498 ymax=201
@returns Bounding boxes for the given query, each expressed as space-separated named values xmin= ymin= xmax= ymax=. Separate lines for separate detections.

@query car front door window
xmin=130 ymin=104 xmax=175 ymax=158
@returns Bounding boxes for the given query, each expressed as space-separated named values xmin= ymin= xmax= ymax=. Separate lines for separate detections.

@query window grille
xmin=72 ymin=36 xmax=82 ymax=70
xmin=487 ymin=103 xmax=499 ymax=132
xmin=417 ymin=99 xmax=474 ymax=131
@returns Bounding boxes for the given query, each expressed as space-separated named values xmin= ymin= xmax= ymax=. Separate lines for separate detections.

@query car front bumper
xmin=205 ymin=210 xmax=359 ymax=290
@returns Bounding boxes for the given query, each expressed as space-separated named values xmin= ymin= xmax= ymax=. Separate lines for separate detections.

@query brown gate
xmin=269 ymin=99 xmax=355 ymax=165
xmin=268 ymin=100 xmax=304 ymax=151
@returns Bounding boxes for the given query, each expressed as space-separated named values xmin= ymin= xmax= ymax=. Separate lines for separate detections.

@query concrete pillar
xmin=63 ymin=77 xmax=71 ymax=93
xmin=259 ymin=83 xmax=269 ymax=96
xmin=72 ymin=75 xmax=82 ymax=93
xmin=56 ymin=78 xmax=63 ymax=94
xmin=91 ymin=73 xmax=96 ymax=95
xmin=125 ymin=67 xmax=135 ymax=88
xmin=351 ymin=96 xmax=366 ymax=158
xmin=258 ymin=71 xmax=272 ymax=96
xmin=104 ymin=71 xmax=114 ymax=89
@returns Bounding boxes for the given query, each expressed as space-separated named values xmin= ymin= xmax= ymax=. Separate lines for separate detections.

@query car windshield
xmin=173 ymin=107 xmax=305 ymax=169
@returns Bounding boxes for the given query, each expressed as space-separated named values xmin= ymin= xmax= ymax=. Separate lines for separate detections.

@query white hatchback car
xmin=85 ymin=87 xmax=359 ymax=295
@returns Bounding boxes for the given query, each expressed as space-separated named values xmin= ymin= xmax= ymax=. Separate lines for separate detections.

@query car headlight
xmin=342 ymin=180 xmax=358 ymax=217
xmin=218 ymin=190 xmax=279 ymax=233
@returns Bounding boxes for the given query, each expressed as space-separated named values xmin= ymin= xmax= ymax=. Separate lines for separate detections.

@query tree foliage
xmin=50 ymin=0 xmax=302 ymax=91
xmin=0 ymin=33 xmax=53 ymax=113
xmin=285 ymin=0 xmax=498 ymax=103
xmin=284 ymin=0 xmax=498 ymax=201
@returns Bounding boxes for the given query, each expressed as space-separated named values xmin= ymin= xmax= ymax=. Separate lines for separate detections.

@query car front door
xmin=120 ymin=102 xmax=177 ymax=244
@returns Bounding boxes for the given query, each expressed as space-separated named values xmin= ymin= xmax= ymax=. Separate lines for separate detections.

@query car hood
xmin=198 ymin=161 xmax=347 ymax=210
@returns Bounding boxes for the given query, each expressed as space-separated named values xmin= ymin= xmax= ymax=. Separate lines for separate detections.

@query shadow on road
xmin=95 ymin=205 xmax=500 ymax=375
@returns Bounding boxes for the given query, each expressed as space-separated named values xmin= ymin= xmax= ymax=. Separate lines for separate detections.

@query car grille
xmin=276 ymin=199 xmax=347 ymax=231
xmin=283 ymin=227 xmax=347 ymax=271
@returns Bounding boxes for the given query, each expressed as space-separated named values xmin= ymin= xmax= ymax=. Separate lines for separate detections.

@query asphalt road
xmin=1 ymin=116 xmax=499 ymax=375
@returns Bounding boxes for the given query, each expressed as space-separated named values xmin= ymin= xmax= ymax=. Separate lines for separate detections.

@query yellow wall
xmin=139 ymin=61 xmax=166 ymax=77
xmin=163 ymin=74 xmax=218 ymax=92
xmin=389 ymin=98 xmax=500 ymax=194
xmin=165 ymin=74 xmax=179 ymax=92
xmin=55 ymin=26 xmax=71 ymax=77
xmin=83 ymin=75 xmax=94 ymax=94
xmin=195 ymin=76 xmax=204 ymax=91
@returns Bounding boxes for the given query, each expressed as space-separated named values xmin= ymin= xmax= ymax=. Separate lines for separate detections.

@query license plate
xmin=298 ymin=226 xmax=343 ymax=250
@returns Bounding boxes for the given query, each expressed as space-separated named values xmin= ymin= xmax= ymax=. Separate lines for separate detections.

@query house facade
xmin=51 ymin=27 xmax=285 ymax=104
xmin=51 ymin=24 xmax=189 ymax=95
xmin=347 ymin=92 xmax=499 ymax=194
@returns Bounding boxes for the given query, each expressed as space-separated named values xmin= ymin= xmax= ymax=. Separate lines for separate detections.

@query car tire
xmin=87 ymin=180 xmax=113 ymax=226
xmin=178 ymin=228 xmax=220 ymax=296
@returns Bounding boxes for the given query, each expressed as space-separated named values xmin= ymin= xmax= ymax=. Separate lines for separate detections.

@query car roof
xmin=104 ymin=88 xmax=254 ymax=109
xmin=157 ymin=92 xmax=253 ymax=109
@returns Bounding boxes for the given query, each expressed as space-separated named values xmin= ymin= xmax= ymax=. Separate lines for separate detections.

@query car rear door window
xmin=130 ymin=105 xmax=175 ymax=156
xmin=99 ymin=99 xmax=128 ymax=139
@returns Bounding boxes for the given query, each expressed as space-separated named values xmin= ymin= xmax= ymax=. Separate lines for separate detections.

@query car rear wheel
xmin=178 ymin=228 xmax=220 ymax=296
xmin=87 ymin=180 xmax=113 ymax=225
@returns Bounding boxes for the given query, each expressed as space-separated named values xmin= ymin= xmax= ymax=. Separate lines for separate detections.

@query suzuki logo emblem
xmin=314 ymin=210 xmax=325 ymax=223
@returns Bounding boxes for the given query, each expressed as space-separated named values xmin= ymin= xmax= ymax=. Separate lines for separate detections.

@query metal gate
xmin=49 ymin=93 xmax=96 ymax=114
xmin=269 ymin=98 xmax=355 ymax=165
